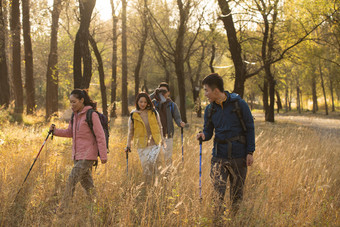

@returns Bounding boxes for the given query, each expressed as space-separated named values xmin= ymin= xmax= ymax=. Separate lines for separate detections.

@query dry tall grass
xmin=0 ymin=110 xmax=339 ymax=226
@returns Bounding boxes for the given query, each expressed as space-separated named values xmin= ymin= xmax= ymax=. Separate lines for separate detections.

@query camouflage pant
xmin=210 ymin=157 xmax=247 ymax=211
xmin=61 ymin=160 xmax=96 ymax=207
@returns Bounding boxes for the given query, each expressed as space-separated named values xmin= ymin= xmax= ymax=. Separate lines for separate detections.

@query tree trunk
xmin=187 ymin=59 xmax=201 ymax=118
xmin=300 ymin=90 xmax=303 ymax=111
xmin=285 ymin=81 xmax=288 ymax=113
xmin=73 ymin=0 xmax=96 ymax=89
xmin=11 ymin=0 xmax=23 ymax=114
xmin=134 ymin=0 xmax=148 ymax=98
xmin=192 ymin=86 xmax=201 ymax=117
xmin=121 ymin=0 xmax=129 ymax=116
xmin=22 ymin=0 xmax=35 ymax=114
xmin=142 ymin=79 xmax=149 ymax=93
xmin=319 ymin=60 xmax=328 ymax=115
xmin=218 ymin=0 xmax=246 ymax=97
xmin=170 ymin=77 xmax=176 ymax=101
xmin=329 ymin=75 xmax=335 ymax=112
xmin=276 ymin=90 xmax=282 ymax=113
xmin=110 ymin=0 xmax=118 ymax=118
xmin=262 ymin=77 xmax=268 ymax=113
xmin=89 ymin=35 xmax=108 ymax=117
xmin=289 ymin=86 xmax=292 ymax=111
xmin=312 ymin=74 xmax=317 ymax=113
xmin=46 ymin=0 xmax=61 ymax=118
xmin=265 ymin=66 xmax=275 ymax=122
xmin=174 ymin=0 xmax=189 ymax=123
xmin=296 ymin=85 xmax=301 ymax=114
xmin=161 ymin=54 xmax=170 ymax=84
xmin=193 ymin=43 xmax=205 ymax=118
xmin=165 ymin=65 xmax=170 ymax=84
xmin=0 ymin=0 xmax=10 ymax=107
xmin=209 ymin=44 xmax=215 ymax=73
xmin=249 ymin=92 xmax=255 ymax=110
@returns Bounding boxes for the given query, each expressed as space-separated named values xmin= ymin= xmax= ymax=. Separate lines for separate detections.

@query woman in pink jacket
xmin=50 ymin=89 xmax=107 ymax=210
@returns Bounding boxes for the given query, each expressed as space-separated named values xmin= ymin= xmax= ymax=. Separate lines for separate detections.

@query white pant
xmin=137 ymin=145 xmax=161 ymax=178
xmin=161 ymin=138 xmax=173 ymax=166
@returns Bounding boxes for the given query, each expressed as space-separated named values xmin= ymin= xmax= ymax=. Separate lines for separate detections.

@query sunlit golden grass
xmin=0 ymin=110 xmax=339 ymax=226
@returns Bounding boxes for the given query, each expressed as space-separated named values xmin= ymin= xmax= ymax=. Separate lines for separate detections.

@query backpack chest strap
xmin=214 ymin=135 xmax=246 ymax=159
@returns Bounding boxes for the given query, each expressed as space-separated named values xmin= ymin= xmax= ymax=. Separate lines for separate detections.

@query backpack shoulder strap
xmin=207 ymin=103 xmax=216 ymax=128
xmin=86 ymin=109 xmax=96 ymax=136
xmin=153 ymin=100 xmax=159 ymax=110
xmin=232 ymin=100 xmax=247 ymax=133
xmin=130 ymin=112 xmax=134 ymax=124
xmin=170 ymin=102 xmax=174 ymax=115
xmin=152 ymin=108 xmax=158 ymax=116
xmin=71 ymin=112 xmax=74 ymax=126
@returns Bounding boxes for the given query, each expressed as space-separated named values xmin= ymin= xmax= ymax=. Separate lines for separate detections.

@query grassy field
xmin=0 ymin=109 xmax=339 ymax=226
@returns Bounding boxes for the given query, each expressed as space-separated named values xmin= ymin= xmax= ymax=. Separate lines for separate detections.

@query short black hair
xmin=158 ymin=82 xmax=170 ymax=91
xmin=202 ymin=73 xmax=224 ymax=92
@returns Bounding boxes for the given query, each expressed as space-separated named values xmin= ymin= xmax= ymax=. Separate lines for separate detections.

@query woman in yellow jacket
xmin=125 ymin=92 xmax=165 ymax=183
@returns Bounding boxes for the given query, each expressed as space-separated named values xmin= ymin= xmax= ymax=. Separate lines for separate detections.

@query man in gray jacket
xmin=151 ymin=82 xmax=186 ymax=166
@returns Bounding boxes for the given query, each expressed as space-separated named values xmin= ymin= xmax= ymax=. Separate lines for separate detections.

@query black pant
xmin=210 ymin=157 xmax=247 ymax=211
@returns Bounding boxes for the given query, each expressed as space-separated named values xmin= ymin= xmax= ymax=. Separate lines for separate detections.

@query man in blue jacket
xmin=196 ymin=73 xmax=255 ymax=214
xmin=151 ymin=82 xmax=186 ymax=166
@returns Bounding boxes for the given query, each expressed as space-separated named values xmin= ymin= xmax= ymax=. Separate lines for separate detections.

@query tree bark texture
xmin=142 ymin=79 xmax=149 ymax=93
xmin=110 ymin=0 xmax=118 ymax=118
xmin=262 ymin=78 xmax=268 ymax=113
xmin=134 ymin=0 xmax=148 ymax=98
xmin=209 ymin=44 xmax=215 ymax=73
xmin=218 ymin=0 xmax=246 ymax=97
xmin=257 ymin=0 xmax=279 ymax=122
xmin=275 ymin=90 xmax=282 ymax=113
xmin=296 ymin=85 xmax=301 ymax=114
xmin=11 ymin=0 xmax=23 ymax=114
xmin=319 ymin=60 xmax=328 ymax=115
xmin=300 ymin=90 xmax=303 ymax=111
xmin=121 ymin=0 xmax=129 ymax=116
xmin=46 ymin=0 xmax=61 ymax=118
xmin=174 ymin=0 xmax=190 ymax=123
xmin=73 ymin=0 xmax=96 ymax=89
xmin=189 ymin=43 xmax=205 ymax=118
xmin=312 ymin=75 xmax=317 ymax=113
xmin=22 ymin=0 xmax=35 ymax=114
xmin=0 ymin=0 xmax=10 ymax=107
xmin=89 ymin=35 xmax=108 ymax=117
xmin=329 ymin=75 xmax=335 ymax=112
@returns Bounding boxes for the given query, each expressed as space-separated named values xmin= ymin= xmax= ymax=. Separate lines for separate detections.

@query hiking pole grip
xmin=49 ymin=124 xmax=55 ymax=133
xmin=49 ymin=124 xmax=55 ymax=140
xmin=126 ymin=147 xmax=130 ymax=176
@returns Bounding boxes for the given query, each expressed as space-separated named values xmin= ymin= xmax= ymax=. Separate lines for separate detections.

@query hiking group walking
xmin=43 ymin=73 xmax=255 ymax=217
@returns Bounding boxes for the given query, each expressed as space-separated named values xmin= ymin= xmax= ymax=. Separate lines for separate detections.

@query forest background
xmin=0 ymin=0 xmax=339 ymax=121
xmin=0 ymin=0 xmax=339 ymax=226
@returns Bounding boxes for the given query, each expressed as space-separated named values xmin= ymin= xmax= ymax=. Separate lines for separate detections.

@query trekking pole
xmin=126 ymin=147 xmax=131 ymax=176
xmin=199 ymin=137 xmax=203 ymax=201
xmin=181 ymin=127 xmax=184 ymax=162
xmin=16 ymin=125 xmax=54 ymax=197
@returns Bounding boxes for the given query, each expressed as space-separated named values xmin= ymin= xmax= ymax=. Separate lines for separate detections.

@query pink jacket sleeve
xmin=54 ymin=121 xmax=73 ymax=138
xmin=91 ymin=112 xmax=108 ymax=161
